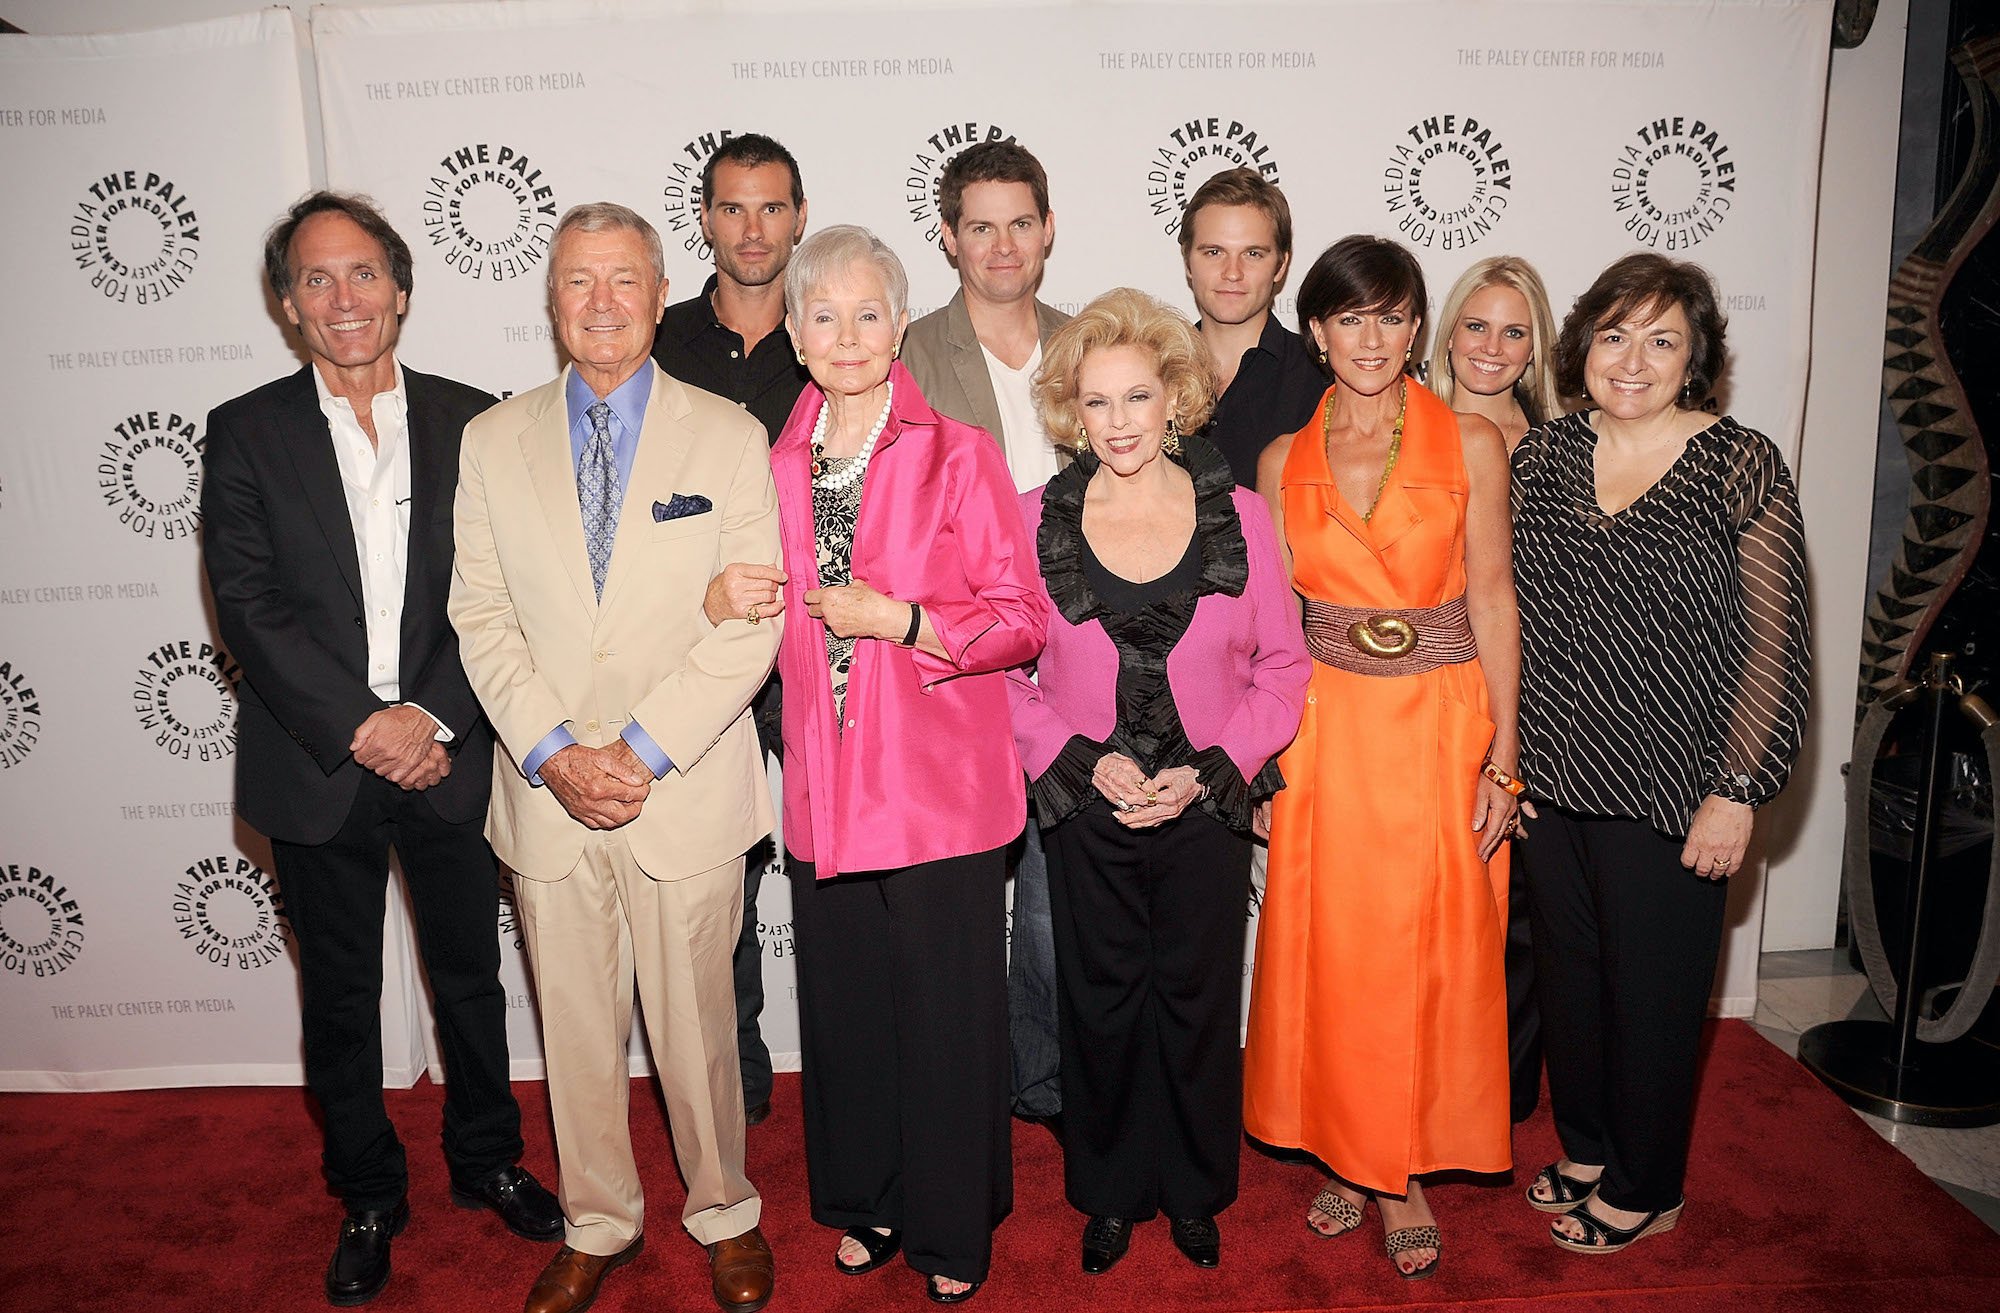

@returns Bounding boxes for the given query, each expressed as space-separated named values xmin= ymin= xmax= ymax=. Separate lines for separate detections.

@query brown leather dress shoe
xmin=707 ymin=1226 xmax=775 ymax=1313
xmin=522 ymin=1235 xmax=642 ymax=1313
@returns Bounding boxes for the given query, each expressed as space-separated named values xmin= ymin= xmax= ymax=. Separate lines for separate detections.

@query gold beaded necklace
xmin=1322 ymin=379 xmax=1409 ymax=521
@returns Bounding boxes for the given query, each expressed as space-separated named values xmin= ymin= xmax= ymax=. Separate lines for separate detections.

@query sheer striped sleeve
xmin=1706 ymin=435 xmax=1811 ymax=808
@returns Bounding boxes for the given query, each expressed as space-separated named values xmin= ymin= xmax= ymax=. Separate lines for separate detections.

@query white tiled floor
xmin=1752 ymin=949 xmax=2000 ymax=1230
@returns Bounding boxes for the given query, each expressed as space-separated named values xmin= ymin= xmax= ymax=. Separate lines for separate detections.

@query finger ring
xmin=747 ymin=604 xmax=761 ymax=625
xmin=1145 ymin=791 xmax=1158 ymax=806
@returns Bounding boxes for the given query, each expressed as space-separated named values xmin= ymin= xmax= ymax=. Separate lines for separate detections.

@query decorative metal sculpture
xmin=1860 ymin=39 xmax=1996 ymax=707
xmin=1841 ymin=34 xmax=2000 ymax=1060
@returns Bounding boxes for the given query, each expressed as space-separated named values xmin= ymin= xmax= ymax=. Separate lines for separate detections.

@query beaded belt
xmin=1302 ymin=595 xmax=1477 ymax=677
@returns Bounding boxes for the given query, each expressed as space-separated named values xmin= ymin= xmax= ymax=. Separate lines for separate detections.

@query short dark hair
xmin=1295 ymin=235 xmax=1427 ymax=338
xmin=937 ymin=140 xmax=1050 ymax=233
xmin=263 ymin=191 xmax=412 ymax=303
xmin=1555 ymin=252 xmax=1728 ymax=407
xmin=700 ymin=133 xmax=804 ymax=211
xmin=1177 ymin=168 xmax=1293 ymax=262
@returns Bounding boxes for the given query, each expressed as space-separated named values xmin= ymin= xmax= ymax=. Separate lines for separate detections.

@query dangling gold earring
xmin=795 ymin=348 xmax=805 ymax=366
xmin=1074 ymin=424 xmax=1089 ymax=453
xmin=1162 ymin=417 xmax=1182 ymax=456
xmin=1317 ymin=349 xmax=1329 ymax=367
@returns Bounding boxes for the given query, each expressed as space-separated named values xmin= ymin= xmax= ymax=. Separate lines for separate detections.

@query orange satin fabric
xmin=1242 ymin=381 xmax=1511 ymax=1193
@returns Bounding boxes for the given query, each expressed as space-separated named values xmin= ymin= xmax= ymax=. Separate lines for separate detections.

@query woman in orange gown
xmin=1243 ymin=236 xmax=1522 ymax=1280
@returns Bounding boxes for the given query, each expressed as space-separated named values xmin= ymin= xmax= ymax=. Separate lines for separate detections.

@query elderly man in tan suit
xmin=449 ymin=202 xmax=779 ymax=1313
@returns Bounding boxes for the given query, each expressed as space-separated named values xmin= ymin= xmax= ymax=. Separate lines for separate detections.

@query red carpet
xmin=4 ymin=1020 xmax=1997 ymax=1311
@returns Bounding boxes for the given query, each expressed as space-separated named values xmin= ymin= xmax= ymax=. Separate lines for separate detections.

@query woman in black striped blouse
xmin=1510 ymin=253 xmax=1809 ymax=1254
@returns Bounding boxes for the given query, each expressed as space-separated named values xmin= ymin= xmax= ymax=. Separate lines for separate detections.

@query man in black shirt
xmin=1180 ymin=169 xmax=1325 ymax=488
xmin=650 ymin=132 xmax=809 ymax=1129
xmin=652 ymin=133 xmax=810 ymax=450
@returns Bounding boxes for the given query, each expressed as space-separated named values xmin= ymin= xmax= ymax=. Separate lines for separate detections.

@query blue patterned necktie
xmin=578 ymin=400 xmax=620 ymax=599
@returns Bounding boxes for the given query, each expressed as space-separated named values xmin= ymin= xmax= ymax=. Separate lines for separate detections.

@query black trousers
xmin=789 ymin=847 xmax=1012 ymax=1283
xmin=1520 ymin=806 xmax=1727 ymax=1212
xmin=1506 ymin=853 xmax=1544 ymax=1123
xmin=1044 ymin=806 xmax=1249 ymax=1220
xmin=270 ymin=773 xmax=522 ymax=1212
xmin=732 ymin=837 xmax=775 ymax=1108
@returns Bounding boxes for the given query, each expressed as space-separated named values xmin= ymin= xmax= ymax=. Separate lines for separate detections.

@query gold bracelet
xmin=1482 ymin=761 xmax=1527 ymax=796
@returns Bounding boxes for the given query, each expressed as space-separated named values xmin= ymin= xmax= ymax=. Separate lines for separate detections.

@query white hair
xmin=783 ymin=224 xmax=908 ymax=324
xmin=547 ymin=202 xmax=665 ymax=286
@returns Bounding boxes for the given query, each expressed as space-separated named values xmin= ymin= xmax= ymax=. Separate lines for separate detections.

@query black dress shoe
xmin=1080 ymin=1216 xmax=1132 ymax=1274
xmin=1168 ymin=1216 xmax=1220 ymax=1268
xmin=745 ymin=1099 xmax=772 ymax=1127
xmin=325 ymin=1200 xmax=408 ymax=1306
xmin=451 ymin=1164 xmax=564 ymax=1241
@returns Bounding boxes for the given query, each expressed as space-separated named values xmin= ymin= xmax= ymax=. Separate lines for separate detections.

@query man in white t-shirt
xmin=902 ymin=140 xmax=1070 ymax=493
xmin=901 ymin=140 xmax=1068 ymax=1123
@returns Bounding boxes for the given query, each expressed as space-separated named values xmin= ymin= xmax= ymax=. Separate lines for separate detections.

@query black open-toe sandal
xmin=926 ymin=1273 xmax=983 ymax=1304
xmin=1550 ymin=1200 xmax=1683 ymax=1254
xmin=834 ymin=1227 xmax=902 ymax=1275
xmin=1526 ymin=1161 xmax=1601 ymax=1214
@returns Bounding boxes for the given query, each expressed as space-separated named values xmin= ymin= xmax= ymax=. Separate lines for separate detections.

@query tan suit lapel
xmin=597 ymin=365 xmax=696 ymax=615
xmin=521 ymin=367 xmax=598 ymax=615
xmin=943 ymin=292 xmax=1005 ymax=442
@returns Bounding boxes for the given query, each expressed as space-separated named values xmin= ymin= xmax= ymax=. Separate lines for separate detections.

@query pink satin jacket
xmin=774 ymin=362 xmax=1049 ymax=877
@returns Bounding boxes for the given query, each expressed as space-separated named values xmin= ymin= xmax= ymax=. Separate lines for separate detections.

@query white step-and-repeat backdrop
xmin=1 ymin=0 xmax=1832 ymax=1089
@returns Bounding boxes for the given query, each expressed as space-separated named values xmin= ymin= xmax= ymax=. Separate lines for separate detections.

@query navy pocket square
xmin=652 ymin=493 xmax=713 ymax=522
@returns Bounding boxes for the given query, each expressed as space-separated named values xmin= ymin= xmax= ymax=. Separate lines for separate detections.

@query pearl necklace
xmin=812 ymin=383 xmax=893 ymax=491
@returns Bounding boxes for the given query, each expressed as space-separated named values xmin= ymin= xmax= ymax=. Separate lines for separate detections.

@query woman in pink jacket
xmin=1008 ymin=289 xmax=1308 ymax=1278
xmin=709 ymin=225 xmax=1047 ymax=1304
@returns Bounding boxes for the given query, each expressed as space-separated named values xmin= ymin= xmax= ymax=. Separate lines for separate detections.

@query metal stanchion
xmin=1800 ymin=653 xmax=2000 ymax=1126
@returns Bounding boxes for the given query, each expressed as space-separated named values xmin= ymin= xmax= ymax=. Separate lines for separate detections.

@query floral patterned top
xmin=812 ymin=457 xmax=864 ymax=728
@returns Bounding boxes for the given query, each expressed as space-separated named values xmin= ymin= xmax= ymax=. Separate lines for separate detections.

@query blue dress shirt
xmin=520 ymin=366 xmax=674 ymax=785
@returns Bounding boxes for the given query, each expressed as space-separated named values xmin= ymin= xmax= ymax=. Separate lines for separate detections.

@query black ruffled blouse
xmin=1031 ymin=436 xmax=1286 ymax=833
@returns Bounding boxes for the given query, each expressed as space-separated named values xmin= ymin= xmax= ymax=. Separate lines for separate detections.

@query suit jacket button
xmin=584 ymin=719 xmax=599 ymax=733
xmin=594 ymin=650 xmax=607 ymax=663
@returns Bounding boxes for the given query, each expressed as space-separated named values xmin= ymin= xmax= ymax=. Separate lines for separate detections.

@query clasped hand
xmin=541 ymin=740 xmax=653 ymax=830
xmin=1093 ymin=752 xmax=1201 ymax=829
xmin=351 ymin=705 xmax=450 ymax=791
xmin=805 ymin=578 xmax=901 ymax=640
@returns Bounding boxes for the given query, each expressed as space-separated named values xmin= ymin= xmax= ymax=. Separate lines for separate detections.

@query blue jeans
xmin=1007 ymin=813 xmax=1061 ymax=1117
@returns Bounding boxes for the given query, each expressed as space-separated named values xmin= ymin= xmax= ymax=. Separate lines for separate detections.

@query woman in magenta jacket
xmin=1007 ymin=289 xmax=1308 ymax=1278
xmin=707 ymin=225 xmax=1047 ymax=1304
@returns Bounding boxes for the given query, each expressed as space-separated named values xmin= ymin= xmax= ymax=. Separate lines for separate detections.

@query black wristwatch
xmin=900 ymin=603 xmax=922 ymax=647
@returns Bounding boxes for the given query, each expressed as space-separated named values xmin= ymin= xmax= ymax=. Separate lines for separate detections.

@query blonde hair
xmin=1425 ymin=255 xmax=1560 ymax=424
xmin=1034 ymin=288 xmax=1216 ymax=444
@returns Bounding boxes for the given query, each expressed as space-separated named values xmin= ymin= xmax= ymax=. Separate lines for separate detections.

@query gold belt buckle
xmin=1348 ymin=615 xmax=1418 ymax=659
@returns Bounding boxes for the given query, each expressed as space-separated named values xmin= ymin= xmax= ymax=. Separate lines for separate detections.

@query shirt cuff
xmin=403 ymin=702 xmax=454 ymax=744
xmin=1029 ymin=735 xmax=1111 ymax=827
xmin=522 ymin=725 xmax=577 ymax=786
xmin=620 ymin=719 xmax=674 ymax=779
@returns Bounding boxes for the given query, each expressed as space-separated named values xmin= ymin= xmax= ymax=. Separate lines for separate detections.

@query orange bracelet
xmin=1482 ymin=762 xmax=1527 ymax=796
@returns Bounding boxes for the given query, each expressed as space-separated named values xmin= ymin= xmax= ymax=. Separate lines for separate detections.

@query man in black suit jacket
xmin=201 ymin=193 xmax=559 ymax=1308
